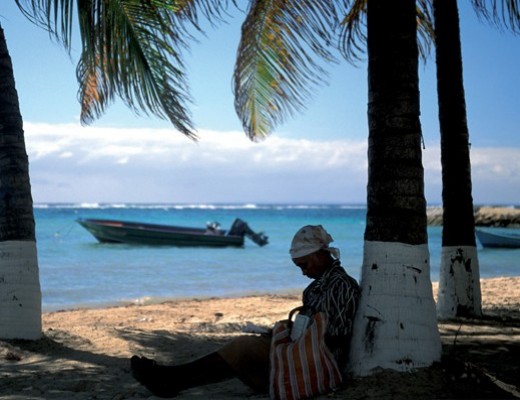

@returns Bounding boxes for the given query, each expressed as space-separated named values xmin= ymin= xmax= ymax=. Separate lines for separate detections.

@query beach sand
xmin=1 ymin=277 xmax=519 ymax=399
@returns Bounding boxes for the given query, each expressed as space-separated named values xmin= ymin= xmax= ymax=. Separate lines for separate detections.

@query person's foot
xmin=130 ymin=355 xmax=179 ymax=398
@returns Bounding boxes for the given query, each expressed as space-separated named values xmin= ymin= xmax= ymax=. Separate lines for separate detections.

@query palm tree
xmin=337 ymin=0 xmax=517 ymax=320
xmin=0 ymin=0 xmax=212 ymax=339
xmin=233 ymin=0 xmax=441 ymax=374
xmin=0 ymin=25 xmax=41 ymax=339
xmin=346 ymin=0 xmax=441 ymax=374
xmin=433 ymin=0 xmax=482 ymax=319
xmin=434 ymin=0 xmax=520 ymax=319
xmin=328 ymin=0 xmax=484 ymax=322
xmin=3 ymin=1 xmax=444 ymax=373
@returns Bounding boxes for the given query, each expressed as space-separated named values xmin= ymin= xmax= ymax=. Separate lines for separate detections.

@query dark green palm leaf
xmin=338 ymin=0 xmax=366 ymax=63
xmin=471 ymin=0 xmax=520 ymax=33
xmin=75 ymin=0 xmax=195 ymax=137
xmin=233 ymin=0 xmax=340 ymax=141
xmin=338 ymin=0 xmax=435 ymax=64
xmin=14 ymin=0 xmax=235 ymax=138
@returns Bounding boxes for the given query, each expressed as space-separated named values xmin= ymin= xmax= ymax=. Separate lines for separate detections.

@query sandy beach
xmin=1 ymin=276 xmax=519 ymax=399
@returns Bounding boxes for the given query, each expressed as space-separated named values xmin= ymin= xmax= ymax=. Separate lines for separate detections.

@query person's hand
xmin=275 ymin=319 xmax=291 ymax=329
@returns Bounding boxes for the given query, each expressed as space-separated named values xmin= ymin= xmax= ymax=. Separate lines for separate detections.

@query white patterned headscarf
xmin=289 ymin=225 xmax=340 ymax=260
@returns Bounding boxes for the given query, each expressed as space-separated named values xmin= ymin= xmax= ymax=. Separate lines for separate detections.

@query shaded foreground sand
xmin=1 ymin=277 xmax=519 ymax=400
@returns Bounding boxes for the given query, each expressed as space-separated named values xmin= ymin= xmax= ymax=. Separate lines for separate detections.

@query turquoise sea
xmin=34 ymin=204 xmax=519 ymax=312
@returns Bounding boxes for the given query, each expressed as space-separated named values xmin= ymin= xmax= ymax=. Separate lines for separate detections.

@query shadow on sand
xmin=0 ymin=328 xmax=260 ymax=399
xmin=1 ymin=313 xmax=518 ymax=399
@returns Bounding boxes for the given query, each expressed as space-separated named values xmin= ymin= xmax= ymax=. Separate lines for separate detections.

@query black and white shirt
xmin=302 ymin=261 xmax=360 ymax=366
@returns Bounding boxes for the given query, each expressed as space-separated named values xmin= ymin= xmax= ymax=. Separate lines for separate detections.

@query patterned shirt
xmin=301 ymin=261 xmax=360 ymax=366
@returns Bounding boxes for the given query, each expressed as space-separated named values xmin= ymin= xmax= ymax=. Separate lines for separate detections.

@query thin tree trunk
xmin=349 ymin=0 xmax=441 ymax=375
xmin=433 ymin=0 xmax=482 ymax=319
xmin=0 ymin=24 xmax=42 ymax=339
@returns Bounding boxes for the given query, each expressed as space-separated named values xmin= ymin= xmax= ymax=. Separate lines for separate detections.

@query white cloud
xmin=23 ymin=122 xmax=519 ymax=205
xmin=421 ymin=145 xmax=520 ymax=205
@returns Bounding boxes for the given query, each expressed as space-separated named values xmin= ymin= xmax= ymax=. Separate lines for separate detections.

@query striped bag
xmin=269 ymin=311 xmax=343 ymax=400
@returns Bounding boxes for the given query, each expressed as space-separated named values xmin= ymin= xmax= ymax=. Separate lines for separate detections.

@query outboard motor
xmin=228 ymin=218 xmax=268 ymax=246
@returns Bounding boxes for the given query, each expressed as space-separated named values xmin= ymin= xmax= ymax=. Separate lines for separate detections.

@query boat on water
xmin=475 ymin=228 xmax=520 ymax=249
xmin=77 ymin=218 xmax=268 ymax=247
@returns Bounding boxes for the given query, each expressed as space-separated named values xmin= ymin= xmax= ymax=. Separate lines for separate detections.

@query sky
xmin=0 ymin=2 xmax=519 ymax=205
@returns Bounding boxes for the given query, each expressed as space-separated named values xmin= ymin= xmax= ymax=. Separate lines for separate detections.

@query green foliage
xmin=14 ymin=0 xmax=232 ymax=138
xmin=339 ymin=0 xmax=434 ymax=64
xmin=233 ymin=0 xmax=341 ymax=140
xmin=233 ymin=0 xmax=436 ymax=140
xmin=471 ymin=0 xmax=520 ymax=33
xmin=13 ymin=0 xmax=518 ymax=141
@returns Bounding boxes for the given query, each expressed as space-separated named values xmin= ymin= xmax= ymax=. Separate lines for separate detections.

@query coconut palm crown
xmin=233 ymin=0 xmax=518 ymax=141
xmin=233 ymin=0 xmax=437 ymax=140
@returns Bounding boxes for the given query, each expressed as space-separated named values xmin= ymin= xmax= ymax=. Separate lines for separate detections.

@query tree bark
xmin=0 ymin=24 xmax=42 ymax=339
xmin=433 ymin=0 xmax=482 ymax=319
xmin=349 ymin=0 xmax=441 ymax=375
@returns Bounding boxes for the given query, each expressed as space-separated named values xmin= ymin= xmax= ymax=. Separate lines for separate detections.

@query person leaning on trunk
xmin=131 ymin=225 xmax=360 ymax=397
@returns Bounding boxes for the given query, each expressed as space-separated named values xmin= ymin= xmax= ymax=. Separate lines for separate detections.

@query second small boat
xmin=476 ymin=228 xmax=520 ymax=249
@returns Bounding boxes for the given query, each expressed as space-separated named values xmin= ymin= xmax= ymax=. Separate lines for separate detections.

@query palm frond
xmin=416 ymin=0 xmax=435 ymax=63
xmin=15 ymin=0 xmax=237 ymax=137
xmin=471 ymin=0 xmax=520 ymax=33
xmin=169 ymin=0 xmax=236 ymax=28
xmin=13 ymin=0 xmax=233 ymax=49
xmin=14 ymin=0 xmax=76 ymax=50
xmin=233 ymin=0 xmax=339 ymax=141
xmin=75 ymin=0 xmax=197 ymax=137
xmin=338 ymin=0 xmax=434 ymax=64
xmin=338 ymin=0 xmax=367 ymax=64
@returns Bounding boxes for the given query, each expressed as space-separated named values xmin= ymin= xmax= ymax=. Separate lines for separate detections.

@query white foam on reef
xmin=34 ymin=202 xmax=369 ymax=210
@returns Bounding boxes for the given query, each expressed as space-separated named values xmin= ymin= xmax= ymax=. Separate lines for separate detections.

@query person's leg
xmin=217 ymin=335 xmax=271 ymax=393
xmin=130 ymin=335 xmax=270 ymax=397
xmin=131 ymin=352 xmax=235 ymax=398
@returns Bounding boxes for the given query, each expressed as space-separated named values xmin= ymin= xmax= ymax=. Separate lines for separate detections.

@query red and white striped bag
xmin=269 ymin=311 xmax=343 ymax=400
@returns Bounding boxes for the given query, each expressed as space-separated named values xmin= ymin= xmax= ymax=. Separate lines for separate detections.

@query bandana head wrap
xmin=289 ymin=225 xmax=340 ymax=260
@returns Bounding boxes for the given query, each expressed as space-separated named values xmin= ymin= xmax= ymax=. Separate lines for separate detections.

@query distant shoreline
xmin=427 ymin=206 xmax=520 ymax=228
xmin=32 ymin=202 xmax=520 ymax=209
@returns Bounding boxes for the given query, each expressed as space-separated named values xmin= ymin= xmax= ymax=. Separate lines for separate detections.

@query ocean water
xmin=34 ymin=204 xmax=519 ymax=312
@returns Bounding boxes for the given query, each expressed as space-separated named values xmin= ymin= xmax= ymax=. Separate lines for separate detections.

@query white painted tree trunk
xmin=436 ymin=246 xmax=481 ymax=319
xmin=0 ymin=241 xmax=42 ymax=339
xmin=349 ymin=241 xmax=441 ymax=376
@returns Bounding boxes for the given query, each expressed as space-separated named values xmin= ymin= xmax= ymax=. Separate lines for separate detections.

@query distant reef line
xmin=427 ymin=206 xmax=520 ymax=228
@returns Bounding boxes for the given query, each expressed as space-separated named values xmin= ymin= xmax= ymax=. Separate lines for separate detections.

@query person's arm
xmin=322 ymin=277 xmax=359 ymax=336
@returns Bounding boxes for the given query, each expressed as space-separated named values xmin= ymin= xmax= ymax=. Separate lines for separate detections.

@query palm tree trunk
xmin=0 ymin=24 xmax=42 ymax=339
xmin=349 ymin=0 xmax=441 ymax=375
xmin=434 ymin=0 xmax=482 ymax=319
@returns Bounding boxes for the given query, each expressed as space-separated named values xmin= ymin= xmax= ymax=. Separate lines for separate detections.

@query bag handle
xmin=288 ymin=306 xmax=304 ymax=321
xmin=287 ymin=306 xmax=305 ymax=329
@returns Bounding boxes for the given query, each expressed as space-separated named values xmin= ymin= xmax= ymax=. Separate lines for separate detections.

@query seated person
xmin=131 ymin=225 xmax=360 ymax=397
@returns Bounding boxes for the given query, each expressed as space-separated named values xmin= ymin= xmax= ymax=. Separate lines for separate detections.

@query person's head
xmin=289 ymin=225 xmax=339 ymax=279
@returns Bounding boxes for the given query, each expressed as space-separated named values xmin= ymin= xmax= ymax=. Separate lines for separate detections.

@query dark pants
xmin=218 ymin=334 xmax=271 ymax=393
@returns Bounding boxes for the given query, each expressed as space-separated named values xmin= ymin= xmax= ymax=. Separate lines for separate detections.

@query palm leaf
xmin=14 ymin=0 xmax=234 ymax=138
xmin=76 ymin=0 xmax=196 ymax=137
xmin=338 ymin=0 xmax=367 ymax=63
xmin=338 ymin=0 xmax=435 ymax=64
xmin=14 ymin=0 xmax=76 ymax=49
xmin=471 ymin=0 xmax=520 ymax=33
xmin=233 ymin=0 xmax=339 ymax=141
